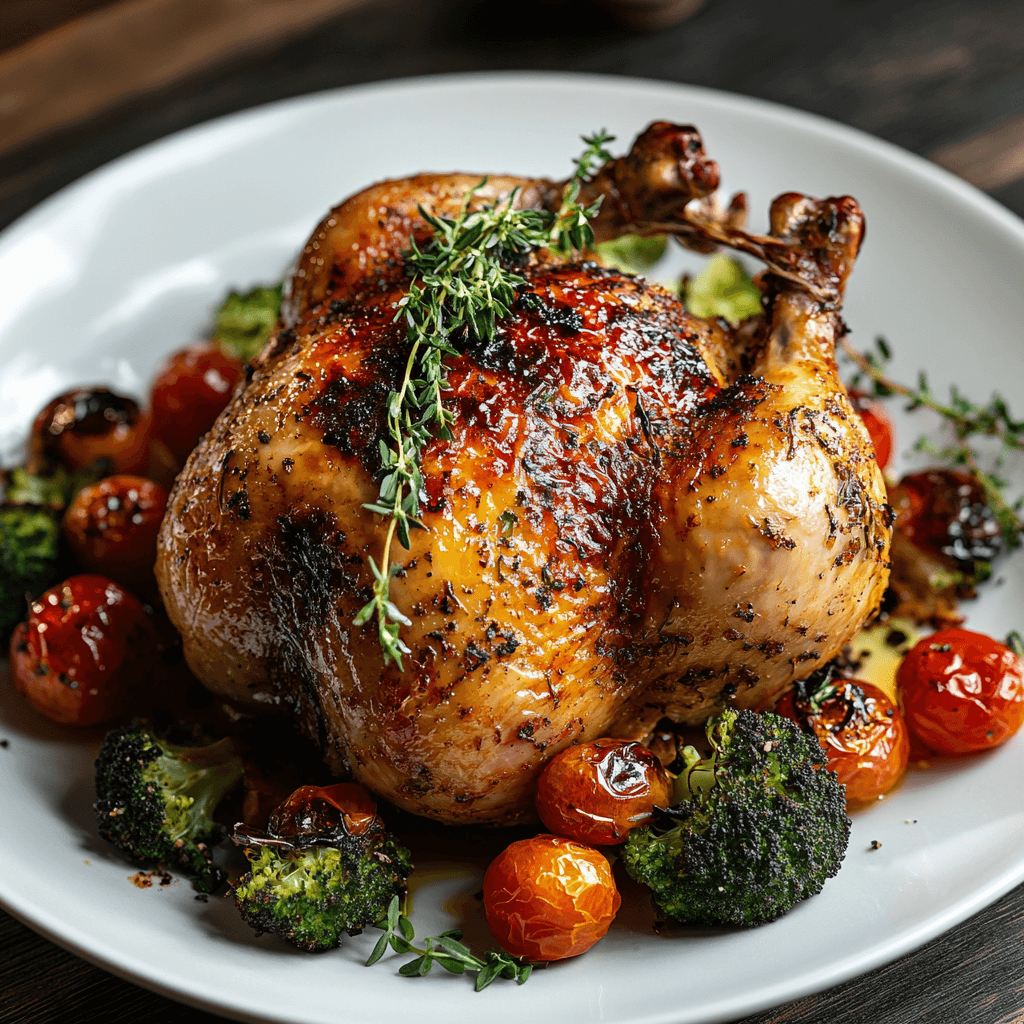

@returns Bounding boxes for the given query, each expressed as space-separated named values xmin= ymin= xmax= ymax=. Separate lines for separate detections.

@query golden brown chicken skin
xmin=157 ymin=124 xmax=891 ymax=825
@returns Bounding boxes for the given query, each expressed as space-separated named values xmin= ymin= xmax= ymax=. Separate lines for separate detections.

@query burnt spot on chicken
xmin=226 ymin=487 xmax=251 ymax=520
xmin=307 ymin=376 xmax=390 ymax=474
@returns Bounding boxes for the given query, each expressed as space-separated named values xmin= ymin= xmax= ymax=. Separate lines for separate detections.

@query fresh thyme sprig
xmin=366 ymin=896 xmax=535 ymax=991
xmin=354 ymin=131 xmax=615 ymax=666
xmin=841 ymin=335 xmax=1024 ymax=550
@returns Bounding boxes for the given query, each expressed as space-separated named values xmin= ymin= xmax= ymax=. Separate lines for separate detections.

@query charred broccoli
xmin=211 ymin=282 xmax=283 ymax=362
xmin=232 ymin=784 xmax=412 ymax=953
xmin=621 ymin=709 xmax=850 ymax=927
xmin=94 ymin=723 xmax=243 ymax=892
xmin=0 ymin=468 xmax=70 ymax=640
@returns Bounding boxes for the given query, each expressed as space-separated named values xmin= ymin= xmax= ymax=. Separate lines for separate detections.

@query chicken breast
xmin=157 ymin=123 xmax=890 ymax=825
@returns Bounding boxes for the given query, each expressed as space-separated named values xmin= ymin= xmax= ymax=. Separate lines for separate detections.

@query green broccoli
xmin=0 ymin=466 xmax=76 ymax=641
xmin=232 ymin=785 xmax=412 ymax=953
xmin=621 ymin=709 xmax=850 ymax=927
xmin=595 ymin=234 xmax=668 ymax=274
xmin=684 ymin=255 xmax=762 ymax=325
xmin=211 ymin=282 xmax=283 ymax=362
xmin=94 ymin=724 xmax=244 ymax=893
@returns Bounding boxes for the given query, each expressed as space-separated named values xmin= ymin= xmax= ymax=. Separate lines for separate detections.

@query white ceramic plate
xmin=1 ymin=72 xmax=1023 ymax=1024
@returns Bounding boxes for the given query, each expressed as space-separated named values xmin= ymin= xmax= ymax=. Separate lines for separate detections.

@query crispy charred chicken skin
xmin=156 ymin=123 xmax=891 ymax=825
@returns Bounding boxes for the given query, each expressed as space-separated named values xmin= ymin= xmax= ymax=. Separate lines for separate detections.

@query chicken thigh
xmin=156 ymin=123 xmax=890 ymax=825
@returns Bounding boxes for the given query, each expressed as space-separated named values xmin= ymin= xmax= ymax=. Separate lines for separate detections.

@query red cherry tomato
xmin=775 ymin=680 xmax=910 ymax=805
xmin=150 ymin=343 xmax=243 ymax=466
xmin=482 ymin=834 xmax=620 ymax=962
xmin=62 ymin=475 xmax=168 ymax=593
xmin=8 ymin=575 xmax=161 ymax=726
xmin=849 ymin=389 xmax=895 ymax=470
xmin=28 ymin=388 xmax=152 ymax=476
xmin=897 ymin=628 xmax=1024 ymax=755
xmin=535 ymin=739 xmax=673 ymax=845
xmin=891 ymin=470 xmax=1002 ymax=567
xmin=268 ymin=783 xmax=379 ymax=838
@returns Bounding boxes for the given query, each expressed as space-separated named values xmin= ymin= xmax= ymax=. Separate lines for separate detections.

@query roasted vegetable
xmin=683 ymin=254 xmax=762 ymax=325
xmin=595 ymin=234 xmax=668 ymax=273
xmin=94 ymin=723 xmax=243 ymax=892
xmin=211 ymin=282 xmax=283 ymax=362
xmin=621 ymin=709 xmax=850 ymax=927
xmin=0 ymin=467 xmax=75 ymax=641
xmin=231 ymin=783 xmax=412 ymax=952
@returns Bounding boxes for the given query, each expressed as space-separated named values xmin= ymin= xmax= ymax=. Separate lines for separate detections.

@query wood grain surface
xmin=1 ymin=1 xmax=1023 ymax=1022
xmin=0 ymin=0 xmax=372 ymax=154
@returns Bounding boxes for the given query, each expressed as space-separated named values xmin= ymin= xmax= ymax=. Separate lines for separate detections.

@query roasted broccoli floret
xmin=0 ymin=467 xmax=74 ymax=640
xmin=684 ymin=254 xmax=763 ymax=325
xmin=94 ymin=724 xmax=243 ymax=892
xmin=621 ymin=708 xmax=850 ymax=927
xmin=0 ymin=507 xmax=59 ymax=640
xmin=211 ymin=282 xmax=283 ymax=362
xmin=232 ymin=784 xmax=413 ymax=953
xmin=595 ymin=234 xmax=668 ymax=273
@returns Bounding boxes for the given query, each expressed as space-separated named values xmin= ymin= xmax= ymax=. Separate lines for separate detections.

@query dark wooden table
xmin=2 ymin=1 xmax=1024 ymax=1022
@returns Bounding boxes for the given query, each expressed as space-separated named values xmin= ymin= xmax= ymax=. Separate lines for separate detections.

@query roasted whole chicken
xmin=157 ymin=123 xmax=892 ymax=826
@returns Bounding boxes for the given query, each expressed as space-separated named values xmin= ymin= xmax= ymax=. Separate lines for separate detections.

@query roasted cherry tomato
xmin=897 ymin=628 xmax=1024 ymax=755
xmin=150 ymin=343 xmax=243 ymax=465
xmin=62 ymin=475 xmax=168 ymax=593
xmin=8 ymin=575 xmax=161 ymax=725
xmin=775 ymin=679 xmax=909 ymax=804
xmin=482 ymin=834 xmax=620 ymax=962
xmin=28 ymin=388 xmax=152 ymax=476
xmin=849 ymin=389 xmax=895 ymax=471
xmin=267 ymin=783 xmax=378 ymax=838
xmin=535 ymin=739 xmax=673 ymax=845
xmin=890 ymin=470 xmax=1002 ymax=569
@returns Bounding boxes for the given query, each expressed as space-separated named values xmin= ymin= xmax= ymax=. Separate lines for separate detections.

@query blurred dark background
xmin=1 ymin=2 xmax=1023 ymax=1023
xmin=1 ymin=0 xmax=1023 ymax=232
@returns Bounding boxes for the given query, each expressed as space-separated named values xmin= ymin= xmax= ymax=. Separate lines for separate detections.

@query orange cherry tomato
xmin=28 ymin=388 xmax=152 ymax=476
xmin=482 ymin=834 xmax=620 ymax=962
xmin=150 ymin=343 xmax=243 ymax=465
xmin=62 ymin=475 xmax=168 ymax=594
xmin=535 ymin=739 xmax=673 ymax=845
xmin=775 ymin=679 xmax=909 ymax=805
xmin=8 ymin=575 xmax=161 ymax=726
xmin=849 ymin=389 xmax=894 ymax=471
xmin=897 ymin=628 xmax=1024 ymax=755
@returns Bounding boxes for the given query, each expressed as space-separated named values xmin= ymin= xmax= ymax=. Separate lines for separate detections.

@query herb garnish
xmin=366 ymin=896 xmax=535 ymax=990
xmin=354 ymin=132 xmax=614 ymax=666
xmin=842 ymin=336 xmax=1024 ymax=550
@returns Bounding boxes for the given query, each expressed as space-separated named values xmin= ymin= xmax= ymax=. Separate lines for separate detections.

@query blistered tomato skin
xmin=28 ymin=388 xmax=152 ymax=476
xmin=849 ymin=389 xmax=895 ymax=471
xmin=776 ymin=680 xmax=910 ymax=805
xmin=150 ymin=343 xmax=243 ymax=466
xmin=62 ymin=475 xmax=169 ymax=592
xmin=897 ymin=628 xmax=1024 ymax=755
xmin=483 ymin=834 xmax=620 ymax=962
xmin=8 ymin=575 xmax=160 ymax=726
xmin=535 ymin=739 xmax=673 ymax=845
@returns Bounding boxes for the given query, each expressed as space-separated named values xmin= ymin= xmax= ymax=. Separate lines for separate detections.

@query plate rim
xmin=2 ymin=69 xmax=1024 ymax=1024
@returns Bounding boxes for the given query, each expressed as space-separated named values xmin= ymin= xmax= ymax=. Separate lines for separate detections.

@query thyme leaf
xmin=356 ymin=132 xmax=614 ymax=665
xmin=366 ymin=896 xmax=535 ymax=990
xmin=841 ymin=335 xmax=1024 ymax=550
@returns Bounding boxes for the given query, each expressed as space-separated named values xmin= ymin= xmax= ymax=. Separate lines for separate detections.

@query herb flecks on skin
xmin=354 ymin=132 xmax=615 ymax=666
xmin=842 ymin=335 xmax=1024 ymax=550
xmin=366 ymin=896 xmax=535 ymax=990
